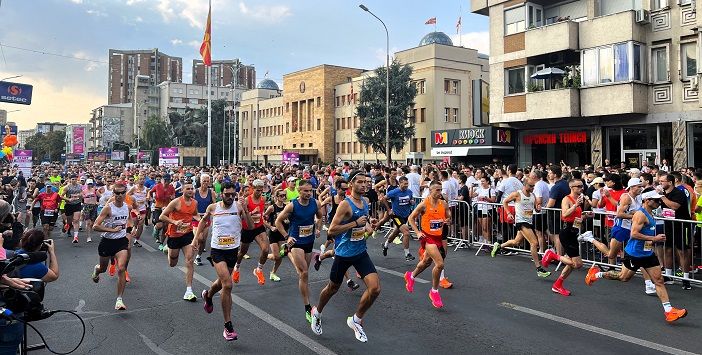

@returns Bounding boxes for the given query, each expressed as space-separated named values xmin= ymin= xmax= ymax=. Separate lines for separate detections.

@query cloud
xmin=450 ymin=31 xmax=490 ymax=54
xmin=156 ymin=0 xmax=207 ymax=28
xmin=86 ymin=9 xmax=108 ymax=17
xmin=187 ymin=40 xmax=201 ymax=48
xmin=238 ymin=2 xmax=291 ymax=23
xmin=72 ymin=51 xmax=106 ymax=72
xmin=126 ymin=0 xmax=146 ymax=5
xmin=69 ymin=0 xmax=83 ymax=4
xmin=134 ymin=16 xmax=143 ymax=22
xmin=170 ymin=38 xmax=183 ymax=45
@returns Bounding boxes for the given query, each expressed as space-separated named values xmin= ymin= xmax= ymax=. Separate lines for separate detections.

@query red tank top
xmin=561 ymin=195 xmax=583 ymax=223
xmin=242 ymin=195 xmax=265 ymax=229
xmin=166 ymin=197 xmax=197 ymax=237
xmin=603 ymin=188 xmax=624 ymax=227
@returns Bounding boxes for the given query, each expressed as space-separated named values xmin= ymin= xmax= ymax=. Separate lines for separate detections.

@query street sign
xmin=0 ymin=81 xmax=33 ymax=105
xmin=129 ymin=148 xmax=138 ymax=156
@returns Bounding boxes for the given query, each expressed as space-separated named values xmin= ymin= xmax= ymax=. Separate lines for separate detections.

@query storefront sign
xmin=523 ymin=131 xmax=587 ymax=145
xmin=433 ymin=128 xmax=486 ymax=146
xmin=431 ymin=147 xmax=470 ymax=156
xmin=430 ymin=127 xmax=515 ymax=157
xmin=0 ymin=81 xmax=33 ymax=105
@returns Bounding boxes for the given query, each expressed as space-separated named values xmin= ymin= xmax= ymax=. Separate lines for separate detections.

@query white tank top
xmin=210 ymin=202 xmax=242 ymax=250
xmin=132 ymin=187 xmax=147 ymax=211
xmin=101 ymin=202 xmax=129 ymax=239
xmin=514 ymin=190 xmax=535 ymax=224
xmin=620 ymin=193 xmax=643 ymax=230
xmin=99 ymin=187 xmax=113 ymax=207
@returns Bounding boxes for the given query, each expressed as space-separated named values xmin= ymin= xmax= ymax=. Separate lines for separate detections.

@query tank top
xmin=132 ymin=186 xmax=147 ymax=211
xmin=194 ymin=188 xmax=214 ymax=214
xmin=82 ymin=188 xmax=98 ymax=205
xmin=561 ymin=195 xmax=583 ymax=225
xmin=210 ymin=202 xmax=241 ymax=250
xmin=99 ymin=187 xmax=113 ymax=207
xmin=624 ymin=208 xmax=656 ymax=258
xmin=604 ymin=189 xmax=625 ymax=227
xmin=514 ymin=190 xmax=535 ymax=224
xmin=286 ymin=187 xmax=299 ymax=202
xmin=329 ymin=194 xmax=343 ymax=221
xmin=288 ymin=199 xmax=318 ymax=245
xmin=101 ymin=202 xmax=129 ymax=240
xmin=242 ymin=195 xmax=265 ymax=229
xmin=166 ymin=197 xmax=197 ymax=237
xmin=268 ymin=203 xmax=289 ymax=231
xmin=615 ymin=193 xmax=642 ymax=230
xmin=420 ymin=198 xmax=446 ymax=238
xmin=335 ymin=196 xmax=369 ymax=258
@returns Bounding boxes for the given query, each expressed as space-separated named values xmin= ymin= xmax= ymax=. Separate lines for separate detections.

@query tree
xmin=169 ymin=99 xmax=230 ymax=165
xmin=356 ymin=59 xmax=417 ymax=164
xmin=142 ymin=114 xmax=172 ymax=150
xmin=24 ymin=130 xmax=66 ymax=162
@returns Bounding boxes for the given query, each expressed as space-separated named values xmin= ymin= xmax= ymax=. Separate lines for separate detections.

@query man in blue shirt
xmin=378 ymin=176 xmax=415 ymax=261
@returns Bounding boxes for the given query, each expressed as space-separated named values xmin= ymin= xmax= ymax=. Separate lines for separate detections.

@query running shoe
xmin=114 ymin=298 xmax=127 ymax=311
xmin=405 ymin=253 xmax=416 ymax=261
xmin=243 ymin=254 xmax=251 ymax=260
xmin=664 ymin=308 xmax=687 ymax=323
xmin=310 ymin=306 xmax=322 ymax=335
xmin=62 ymin=223 xmax=69 ymax=233
xmin=429 ymin=289 xmax=443 ymax=308
xmin=682 ymin=280 xmax=692 ymax=290
xmin=346 ymin=316 xmax=368 ymax=343
xmin=223 ymin=327 xmax=238 ymax=341
xmin=645 ymin=283 xmax=657 ymax=295
xmin=125 ymin=271 xmax=131 ymax=283
xmin=663 ymin=275 xmax=674 ymax=285
xmin=108 ymin=262 xmax=116 ymax=277
xmin=585 ymin=265 xmax=600 ymax=286
xmin=675 ymin=268 xmax=683 ymax=277
xmin=536 ymin=266 xmax=551 ymax=278
xmin=382 ymin=245 xmax=388 ymax=257
xmin=490 ymin=242 xmax=500 ymax=257
xmin=279 ymin=245 xmax=289 ymax=257
xmin=551 ymin=284 xmax=571 ymax=296
xmin=183 ymin=290 xmax=197 ymax=302
xmin=86 ymin=237 xmax=92 ymax=243
xmin=319 ymin=243 xmax=326 ymax=254
xmin=162 ymin=246 xmax=169 ymax=254
xmin=194 ymin=255 xmax=203 ymax=266
xmin=439 ymin=278 xmax=453 ymax=289
xmin=91 ymin=265 xmax=100 ymax=283
xmin=404 ymin=271 xmax=415 ymax=293
xmin=232 ymin=269 xmax=240 ymax=284
xmin=202 ymin=290 xmax=213 ymax=314
xmin=347 ymin=280 xmax=360 ymax=291
xmin=134 ymin=240 xmax=142 ymax=247
xmin=313 ymin=254 xmax=322 ymax=271
xmin=269 ymin=272 xmax=281 ymax=282
xmin=72 ymin=236 xmax=79 ymax=244
xmin=254 ymin=268 xmax=265 ymax=285
xmin=541 ymin=249 xmax=557 ymax=268
xmin=305 ymin=311 xmax=313 ymax=324
xmin=158 ymin=244 xmax=164 ymax=251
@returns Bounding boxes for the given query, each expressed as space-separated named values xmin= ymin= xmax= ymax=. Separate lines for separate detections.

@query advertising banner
xmin=137 ymin=150 xmax=152 ymax=163
xmin=159 ymin=147 xmax=179 ymax=167
xmin=13 ymin=149 xmax=32 ymax=176
xmin=0 ymin=81 xmax=33 ymax=105
xmin=72 ymin=126 xmax=85 ymax=154
xmin=282 ymin=151 xmax=299 ymax=165
xmin=87 ymin=152 xmax=108 ymax=162
xmin=110 ymin=151 xmax=125 ymax=161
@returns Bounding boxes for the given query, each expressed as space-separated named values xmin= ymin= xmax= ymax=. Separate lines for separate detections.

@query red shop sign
xmin=523 ymin=131 xmax=587 ymax=145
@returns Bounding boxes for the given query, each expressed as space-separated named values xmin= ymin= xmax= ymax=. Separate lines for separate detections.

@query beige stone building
xmin=473 ymin=0 xmax=702 ymax=168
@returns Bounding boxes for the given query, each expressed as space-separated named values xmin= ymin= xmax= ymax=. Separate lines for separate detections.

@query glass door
xmin=623 ymin=150 xmax=657 ymax=168
xmin=527 ymin=3 xmax=544 ymax=28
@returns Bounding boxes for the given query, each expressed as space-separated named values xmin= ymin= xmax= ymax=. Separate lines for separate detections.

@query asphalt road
xmin=20 ymin=226 xmax=702 ymax=355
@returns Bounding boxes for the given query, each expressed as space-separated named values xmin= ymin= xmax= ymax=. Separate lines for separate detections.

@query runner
xmin=91 ymin=182 xmax=133 ymax=310
xmin=34 ymin=182 xmax=61 ymax=239
xmin=126 ymin=175 xmax=149 ymax=247
xmin=274 ymin=179 xmax=323 ymax=323
xmin=193 ymin=173 xmax=216 ymax=266
xmin=378 ymin=176 xmax=416 ymax=261
xmin=62 ymin=174 xmax=84 ymax=243
xmin=194 ymin=182 xmax=254 ymax=341
xmin=232 ymin=179 xmax=269 ymax=285
xmin=159 ymin=183 xmax=200 ymax=301
xmin=585 ymin=190 xmax=688 ymax=323
xmin=264 ymin=189 xmax=288 ymax=282
xmin=148 ymin=174 xmax=175 ymax=252
xmin=596 ymin=174 xmax=626 ymax=266
xmin=310 ymin=170 xmax=380 ymax=342
xmin=490 ymin=177 xmax=551 ymax=278
xmin=81 ymin=179 xmax=99 ymax=243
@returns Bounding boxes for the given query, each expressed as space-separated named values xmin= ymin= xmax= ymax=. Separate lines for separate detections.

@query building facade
xmin=90 ymin=104 xmax=133 ymax=151
xmin=17 ymin=129 xmax=34 ymax=149
xmin=238 ymin=84 xmax=284 ymax=163
xmin=108 ymin=49 xmax=182 ymax=104
xmin=472 ymin=0 xmax=702 ymax=169
xmin=35 ymin=122 xmax=66 ymax=135
xmin=192 ymin=59 xmax=256 ymax=89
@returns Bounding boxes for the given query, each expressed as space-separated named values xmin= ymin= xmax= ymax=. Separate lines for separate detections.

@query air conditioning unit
xmin=690 ymin=75 xmax=699 ymax=91
xmin=636 ymin=9 xmax=650 ymax=24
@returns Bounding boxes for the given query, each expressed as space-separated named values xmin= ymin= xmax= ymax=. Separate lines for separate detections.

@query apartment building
xmin=36 ymin=122 xmax=66 ymax=135
xmin=17 ymin=129 xmax=34 ymax=149
xmin=192 ymin=59 xmax=256 ymax=90
xmin=89 ymin=104 xmax=134 ymax=151
xmin=472 ymin=0 xmax=702 ymax=168
xmin=108 ymin=49 xmax=182 ymax=104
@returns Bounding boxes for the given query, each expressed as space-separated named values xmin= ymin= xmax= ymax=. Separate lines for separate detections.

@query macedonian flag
xmin=199 ymin=0 xmax=212 ymax=66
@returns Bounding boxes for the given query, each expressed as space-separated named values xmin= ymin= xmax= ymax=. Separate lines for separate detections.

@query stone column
xmin=672 ymin=120 xmax=687 ymax=170
xmin=590 ymin=127 xmax=602 ymax=168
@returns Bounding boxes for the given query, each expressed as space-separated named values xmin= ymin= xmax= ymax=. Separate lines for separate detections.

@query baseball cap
xmin=626 ymin=178 xmax=642 ymax=190
xmin=592 ymin=177 xmax=604 ymax=185
xmin=86 ymin=179 xmax=95 ymax=185
xmin=641 ymin=190 xmax=663 ymax=200
xmin=253 ymin=179 xmax=265 ymax=187
xmin=163 ymin=173 xmax=172 ymax=180
xmin=287 ymin=176 xmax=296 ymax=182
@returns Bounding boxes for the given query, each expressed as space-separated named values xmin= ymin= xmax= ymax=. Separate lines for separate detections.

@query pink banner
xmin=72 ymin=127 xmax=85 ymax=154
xmin=13 ymin=149 xmax=32 ymax=176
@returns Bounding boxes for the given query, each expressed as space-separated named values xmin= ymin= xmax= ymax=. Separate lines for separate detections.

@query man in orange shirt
xmin=160 ymin=183 xmax=200 ymax=301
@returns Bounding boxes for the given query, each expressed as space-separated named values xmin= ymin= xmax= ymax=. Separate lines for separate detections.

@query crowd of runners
xmin=1 ymin=159 xmax=698 ymax=343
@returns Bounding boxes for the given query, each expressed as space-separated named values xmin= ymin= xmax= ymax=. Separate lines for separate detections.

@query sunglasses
xmin=277 ymin=194 xmax=286 ymax=198
xmin=222 ymin=192 xmax=236 ymax=197
xmin=571 ymin=185 xmax=584 ymax=188
xmin=114 ymin=190 xmax=127 ymax=195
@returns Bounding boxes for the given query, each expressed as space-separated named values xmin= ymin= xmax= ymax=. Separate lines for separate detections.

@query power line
xmin=0 ymin=43 xmax=107 ymax=64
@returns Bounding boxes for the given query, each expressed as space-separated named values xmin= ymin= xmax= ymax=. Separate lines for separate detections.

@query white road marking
xmin=140 ymin=240 xmax=156 ymax=252
xmin=180 ymin=267 xmax=338 ymax=355
xmin=500 ymin=302 xmax=698 ymax=355
xmin=375 ymin=266 xmax=429 ymax=284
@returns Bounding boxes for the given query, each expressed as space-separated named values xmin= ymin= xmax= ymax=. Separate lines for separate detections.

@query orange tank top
xmin=167 ymin=197 xmax=197 ymax=237
xmin=561 ymin=195 xmax=583 ymax=223
xmin=420 ymin=198 xmax=446 ymax=237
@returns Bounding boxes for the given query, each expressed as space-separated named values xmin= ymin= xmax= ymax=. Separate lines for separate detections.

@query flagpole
xmin=206 ymin=0 xmax=212 ymax=166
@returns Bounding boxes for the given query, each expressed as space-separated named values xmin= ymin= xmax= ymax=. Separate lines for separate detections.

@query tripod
xmin=19 ymin=318 xmax=46 ymax=354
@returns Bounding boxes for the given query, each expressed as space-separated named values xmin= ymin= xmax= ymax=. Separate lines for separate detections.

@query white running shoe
xmin=183 ymin=290 xmax=197 ymax=302
xmin=577 ymin=231 xmax=594 ymax=243
xmin=319 ymin=244 xmax=326 ymax=255
xmin=645 ymin=283 xmax=657 ymax=295
xmin=310 ymin=307 xmax=322 ymax=335
xmin=346 ymin=316 xmax=367 ymax=343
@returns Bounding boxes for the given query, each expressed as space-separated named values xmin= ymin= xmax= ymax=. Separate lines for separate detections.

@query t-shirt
xmin=144 ymin=178 xmax=156 ymax=189
xmin=474 ymin=186 xmax=495 ymax=211
xmin=15 ymin=249 xmax=49 ymax=279
xmin=497 ymin=176 xmax=523 ymax=203
xmin=152 ymin=183 xmax=175 ymax=208
xmin=695 ymin=195 xmax=702 ymax=223
xmin=458 ymin=185 xmax=470 ymax=205
xmin=441 ymin=180 xmax=459 ymax=207
xmin=533 ymin=180 xmax=550 ymax=209
xmin=386 ymin=187 xmax=413 ymax=218
xmin=664 ymin=187 xmax=691 ymax=220
xmin=549 ymin=179 xmax=570 ymax=208
xmin=405 ymin=172 xmax=422 ymax=198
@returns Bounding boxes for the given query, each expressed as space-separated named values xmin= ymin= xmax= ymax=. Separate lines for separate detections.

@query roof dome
xmin=257 ymin=78 xmax=279 ymax=90
xmin=419 ymin=31 xmax=453 ymax=46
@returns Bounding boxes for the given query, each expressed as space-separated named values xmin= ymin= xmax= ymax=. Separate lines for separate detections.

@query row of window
xmin=410 ymin=79 xmax=460 ymax=95
xmin=335 ymin=93 xmax=358 ymax=107
xmin=410 ymin=138 xmax=427 ymax=152
xmin=336 ymin=142 xmax=371 ymax=155
xmin=444 ymin=108 xmax=460 ymax=123
xmin=291 ymin=143 xmax=314 ymax=148
xmin=336 ymin=116 xmax=359 ymax=130
xmin=410 ymin=108 xmax=427 ymax=123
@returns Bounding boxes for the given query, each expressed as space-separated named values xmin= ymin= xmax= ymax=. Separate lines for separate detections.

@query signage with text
xmin=431 ymin=127 xmax=515 ymax=148
xmin=0 ymin=81 xmax=33 ymax=105
xmin=523 ymin=131 xmax=588 ymax=145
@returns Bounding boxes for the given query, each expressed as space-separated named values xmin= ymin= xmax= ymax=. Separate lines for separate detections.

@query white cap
xmin=287 ymin=176 xmax=296 ymax=182
xmin=626 ymin=178 xmax=642 ymax=190
xmin=641 ymin=190 xmax=663 ymax=200
xmin=252 ymin=179 xmax=265 ymax=187
xmin=86 ymin=179 xmax=94 ymax=185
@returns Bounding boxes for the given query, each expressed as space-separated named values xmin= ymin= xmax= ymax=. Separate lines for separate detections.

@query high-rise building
xmin=108 ymin=49 xmax=183 ymax=104
xmin=17 ymin=129 xmax=34 ymax=149
xmin=192 ymin=59 xmax=256 ymax=89
xmin=90 ymin=104 xmax=134 ymax=150
xmin=36 ymin=122 xmax=66 ymax=135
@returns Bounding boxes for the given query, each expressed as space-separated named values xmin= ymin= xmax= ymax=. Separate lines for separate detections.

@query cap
xmin=592 ymin=177 xmax=604 ymax=185
xmin=287 ymin=176 xmax=296 ymax=182
xmin=163 ymin=174 xmax=172 ymax=180
xmin=628 ymin=168 xmax=641 ymax=175
xmin=626 ymin=178 xmax=642 ymax=190
xmin=86 ymin=179 xmax=95 ymax=185
xmin=641 ymin=190 xmax=663 ymax=200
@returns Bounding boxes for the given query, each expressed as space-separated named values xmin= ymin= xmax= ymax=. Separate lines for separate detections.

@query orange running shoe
xmin=665 ymin=308 xmax=688 ymax=323
xmin=108 ymin=261 xmax=116 ymax=277
xmin=585 ymin=265 xmax=600 ymax=286
xmin=253 ymin=268 xmax=265 ymax=285
xmin=232 ymin=269 xmax=240 ymax=284
xmin=440 ymin=278 xmax=453 ymax=289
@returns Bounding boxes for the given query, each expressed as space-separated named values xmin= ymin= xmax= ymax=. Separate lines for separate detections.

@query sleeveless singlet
xmin=615 ymin=193 xmax=642 ymax=230
xmin=242 ymin=195 xmax=265 ymax=229
xmin=210 ymin=202 xmax=242 ymax=250
xmin=561 ymin=195 xmax=584 ymax=228
xmin=101 ymin=202 xmax=129 ymax=240
xmin=288 ymin=199 xmax=318 ymax=245
xmin=420 ymin=198 xmax=446 ymax=238
xmin=625 ymin=208 xmax=656 ymax=258
xmin=335 ymin=196 xmax=369 ymax=258
xmin=166 ymin=197 xmax=197 ymax=237
xmin=514 ymin=190 xmax=535 ymax=224
xmin=195 ymin=188 xmax=214 ymax=214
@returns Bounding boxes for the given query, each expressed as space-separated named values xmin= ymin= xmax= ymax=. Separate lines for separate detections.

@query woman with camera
xmin=14 ymin=229 xmax=59 ymax=282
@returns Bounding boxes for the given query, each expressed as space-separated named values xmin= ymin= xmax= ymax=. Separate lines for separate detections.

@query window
xmin=681 ymin=42 xmax=697 ymax=80
xmin=504 ymin=6 xmax=525 ymax=35
xmin=652 ymin=0 xmax=669 ymax=10
xmin=599 ymin=46 xmax=614 ymax=83
xmin=411 ymin=109 xmax=417 ymax=123
xmin=411 ymin=139 xmax=417 ymax=152
xmin=581 ymin=41 xmax=647 ymax=86
xmin=189 ymin=98 xmax=198 ymax=104
xmin=506 ymin=67 xmax=526 ymax=94
xmin=420 ymin=108 xmax=426 ymax=123
xmin=420 ymin=138 xmax=426 ymax=152
xmin=633 ymin=43 xmax=642 ymax=81
xmin=651 ymin=46 xmax=669 ymax=83
xmin=415 ymin=80 xmax=426 ymax=94
xmin=680 ymin=0 xmax=692 ymax=5
xmin=444 ymin=108 xmax=450 ymax=122
xmin=444 ymin=79 xmax=459 ymax=94
xmin=452 ymin=108 xmax=459 ymax=123
xmin=335 ymin=97 xmax=340 ymax=107
xmin=317 ymin=119 xmax=321 ymax=130
xmin=347 ymin=142 xmax=351 ymax=154
xmin=614 ymin=43 xmax=629 ymax=82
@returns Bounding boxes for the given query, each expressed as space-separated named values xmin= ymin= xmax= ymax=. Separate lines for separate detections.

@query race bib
xmin=252 ymin=213 xmax=261 ymax=224
xmin=429 ymin=219 xmax=443 ymax=232
xmin=573 ymin=217 xmax=583 ymax=229
xmin=398 ymin=196 xmax=410 ymax=206
xmin=524 ymin=209 xmax=533 ymax=219
xmin=219 ymin=236 xmax=235 ymax=246
xmin=177 ymin=223 xmax=192 ymax=233
xmin=350 ymin=227 xmax=365 ymax=242
xmin=643 ymin=240 xmax=653 ymax=251
xmin=606 ymin=214 xmax=615 ymax=222
xmin=299 ymin=225 xmax=313 ymax=237
xmin=43 ymin=209 xmax=56 ymax=217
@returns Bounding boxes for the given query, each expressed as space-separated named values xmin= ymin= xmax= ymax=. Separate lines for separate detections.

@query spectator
xmin=14 ymin=229 xmax=59 ymax=282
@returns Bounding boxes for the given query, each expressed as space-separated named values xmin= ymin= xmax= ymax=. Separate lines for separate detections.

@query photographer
xmin=14 ymin=229 xmax=59 ymax=282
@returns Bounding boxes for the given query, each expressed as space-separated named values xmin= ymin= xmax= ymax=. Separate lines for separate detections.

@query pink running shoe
xmin=202 ymin=290 xmax=213 ymax=314
xmin=404 ymin=271 xmax=415 ymax=293
xmin=429 ymin=289 xmax=443 ymax=308
xmin=223 ymin=327 xmax=238 ymax=341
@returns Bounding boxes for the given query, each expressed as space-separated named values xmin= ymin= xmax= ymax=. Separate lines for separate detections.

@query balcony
xmin=579 ymin=11 xmax=646 ymax=50
xmin=525 ymin=20 xmax=579 ymax=58
xmin=580 ymin=83 xmax=648 ymax=117
xmin=526 ymin=88 xmax=580 ymax=120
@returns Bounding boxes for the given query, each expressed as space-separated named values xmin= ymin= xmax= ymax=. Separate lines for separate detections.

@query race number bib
xmin=429 ymin=219 xmax=443 ymax=232
xmin=573 ymin=217 xmax=583 ymax=229
xmin=524 ymin=209 xmax=533 ymax=219
xmin=643 ymin=240 xmax=653 ymax=251
xmin=299 ymin=225 xmax=313 ymax=237
xmin=398 ymin=196 xmax=410 ymax=206
xmin=218 ymin=235 xmax=236 ymax=246
xmin=43 ymin=209 xmax=56 ymax=217
xmin=252 ymin=213 xmax=261 ymax=224
xmin=177 ymin=223 xmax=192 ymax=233
xmin=350 ymin=227 xmax=366 ymax=242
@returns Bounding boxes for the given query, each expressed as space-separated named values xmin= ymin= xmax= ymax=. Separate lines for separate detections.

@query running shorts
xmin=98 ymin=237 xmax=129 ymax=257
xmin=210 ymin=248 xmax=239 ymax=269
xmin=167 ymin=232 xmax=194 ymax=249
xmin=242 ymin=226 xmax=266 ymax=244
xmin=329 ymin=251 xmax=376 ymax=284
xmin=622 ymin=253 xmax=659 ymax=270
xmin=559 ymin=225 xmax=580 ymax=258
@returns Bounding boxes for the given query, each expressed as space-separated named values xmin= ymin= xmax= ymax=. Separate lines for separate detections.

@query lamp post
xmin=359 ymin=4 xmax=390 ymax=166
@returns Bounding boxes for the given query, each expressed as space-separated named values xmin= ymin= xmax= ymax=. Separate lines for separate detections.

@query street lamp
xmin=227 ymin=63 xmax=246 ymax=165
xmin=0 ymin=75 xmax=22 ymax=81
xmin=359 ymin=4 xmax=390 ymax=166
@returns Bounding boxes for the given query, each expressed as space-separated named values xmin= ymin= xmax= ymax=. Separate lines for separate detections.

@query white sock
xmin=662 ymin=302 xmax=672 ymax=312
xmin=410 ymin=273 xmax=415 ymax=280
xmin=665 ymin=268 xmax=673 ymax=276
xmin=383 ymin=241 xmax=389 ymax=248
xmin=73 ymin=231 xmax=78 ymax=238
xmin=320 ymin=244 xmax=326 ymax=253
xmin=186 ymin=286 xmax=192 ymax=293
xmin=440 ymin=270 xmax=446 ymax=280
xmin=645 ymin=279 xmax=654 ymax=287
xmin=353 ymin=314 xmax=362 ymax=324
xmin=234 ymin=263 xmax=240 ymax=270
xmin=683 ymin=272 xmax=690 ymax=279
xmin=116 ymin=296 xmax=123 ymax=302
xmin=404 ymin=248 xmax=410 ymax=256
xmin=257 ymin=263 xmax=264 ymax=269
xmin=79 ymin=221 xmax=83 ymax=228
xmin=595 ymin=272 xmax=604 ymax=279
xmin=431 ymin=288 xmax=438 ymax=292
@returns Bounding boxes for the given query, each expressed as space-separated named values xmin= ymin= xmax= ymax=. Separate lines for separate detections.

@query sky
xmin=0 ymin=0 xmax=489 ymax=130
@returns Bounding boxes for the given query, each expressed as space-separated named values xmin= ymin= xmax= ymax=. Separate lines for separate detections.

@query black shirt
xmin=664 ymin=187 xmax=691 ymax=220
xmin=550 ymin=179 xmax=570 ymax=208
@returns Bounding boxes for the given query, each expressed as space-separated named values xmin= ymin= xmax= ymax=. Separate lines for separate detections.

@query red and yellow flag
xmin=199 ymin=1 xmax=212 ymax=66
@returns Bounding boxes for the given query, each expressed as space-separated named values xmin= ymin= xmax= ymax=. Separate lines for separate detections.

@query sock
xmin=320 ymin=244 xmax=326 ymax=253
xmin=224 ymin=321 xmax=234 ymax=332
xmin=383 ymin=241 xmax=389 ymax=248
xmin=116 ymin=297 xmax=122 ymax=302
xmin=257 ymin=263 xmax=264 ymax=270
xmin=410 ymin=273 xmax=415 ymax=280
xmin=683 ymin=272 xmax=690 ymax=279
xmin=595 ymin=272 xmax=604 ymax=279
xmin=234 ymin=263 xmax=240 ymax=270
xmin=353 ymin=314 xmax=362 ymax=324
xmin=80 ymin=221 xmax=83 ymax=228
xmin=305 ymin=304 xmax=312 ymax=313
xmin=186 ymin=286 xmax=192 ymax=293
xmin=662 ymin=302 xmax=672 ymax=312
xmin=440 ymin=270 xmax=446 ymax=280
xmin=554 ymin=276 xmax=564 ymax=288
xmin=645 ymin=279 xmax=654 ymax=287
xmin=404 ymin=248 xmax=410 ymax=256
xmin=665 ymin=268 xmax=673 ymax=276
xmin=347 ymin=279 xmax=353 ymax=285
xmin=431 ymin=288 xmax=438 ymax=292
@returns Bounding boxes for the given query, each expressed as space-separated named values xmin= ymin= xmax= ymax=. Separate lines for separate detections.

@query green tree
xmin=142 ymin=114 xmax=172 ymax=150
xmin=25 ymin=130 xmax=66 ymax=162
xmin=356 ymin=59 xmax=417 ymax=164
xmin=169 ymin=99 xmax=230 ymax=165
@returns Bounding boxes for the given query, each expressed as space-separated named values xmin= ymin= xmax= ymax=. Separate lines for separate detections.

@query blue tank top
xmin=194 ymin=189 xmax=213 ymax=214
xmin=288 ymin=199 xmax=318 ymax=245
xmin=335 ymin=197 xmax=369 ymax=258
xmin=624 ymin=208 xmax=656 ymax=258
